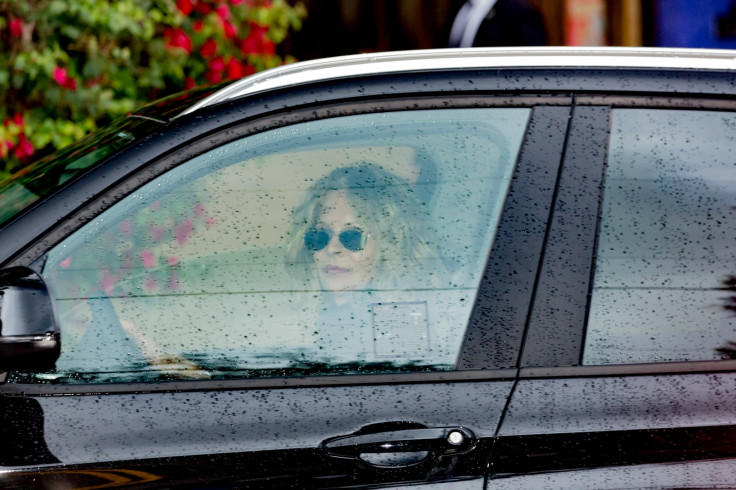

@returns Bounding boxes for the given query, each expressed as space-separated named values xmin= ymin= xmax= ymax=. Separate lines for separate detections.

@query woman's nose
xmin=325 ymin=233 xmax=343 ymax=254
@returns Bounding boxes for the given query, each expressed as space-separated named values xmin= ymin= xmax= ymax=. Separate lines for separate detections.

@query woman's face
xmin=312 ymin=191 xmax=378 ymax=292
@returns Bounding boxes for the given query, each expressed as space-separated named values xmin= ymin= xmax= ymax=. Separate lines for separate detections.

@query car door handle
xmin=322 ymin=426 xmax=476 ymax=460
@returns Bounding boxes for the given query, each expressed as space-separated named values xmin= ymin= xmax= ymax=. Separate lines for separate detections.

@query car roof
xmin=179 ymin=47 xmax=736 ymax=117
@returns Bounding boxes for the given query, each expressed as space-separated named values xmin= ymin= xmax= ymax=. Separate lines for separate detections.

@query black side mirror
xmin=0 ymin=267 xmax=60 ymax=370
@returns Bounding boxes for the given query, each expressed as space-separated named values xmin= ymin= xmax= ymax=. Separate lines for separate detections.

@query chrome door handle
xmin=322 ymin=426 xmax=476 ymax=460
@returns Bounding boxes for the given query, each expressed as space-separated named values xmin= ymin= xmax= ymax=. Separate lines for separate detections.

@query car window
xmin=0 ymin=116 xmax=163 ymax=228
xmin=24 ymin=108 xmax=529 ymax=384
xmin=584 ymin=108 xmax=736 ymax=365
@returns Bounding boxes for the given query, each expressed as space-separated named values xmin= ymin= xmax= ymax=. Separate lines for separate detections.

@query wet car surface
xmin=2 ymin=47 xmax=736 ymax=488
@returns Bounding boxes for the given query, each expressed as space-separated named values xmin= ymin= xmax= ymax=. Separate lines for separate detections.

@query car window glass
xmin=0 ymin=116 xmax=163 ymax=228
xmin=584 ymin=109 xmax=736 ymax=365
xmin=29 ymin=108 xmax=529 ymax=384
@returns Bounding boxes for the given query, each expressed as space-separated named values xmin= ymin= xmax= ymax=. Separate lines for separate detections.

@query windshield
xmin=0 ymin=116 xmax=164 ymax=228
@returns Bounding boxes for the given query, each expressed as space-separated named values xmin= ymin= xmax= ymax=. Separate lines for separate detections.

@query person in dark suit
xmin=448 ymin=0 xmax=547 ymax=48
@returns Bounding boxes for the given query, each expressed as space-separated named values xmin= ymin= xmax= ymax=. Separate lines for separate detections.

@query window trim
xmin=519 ymin=105 xmax=611 ymax=368
xmin=458 ymin=105 xmax=572 ymax=369
xmin=0 ymin=368 xmax=518 ymax=395
xmin=519 ymin=360 xmax=736 ymax=379
xmin=576 ymin=94 xmax=736 ymax=110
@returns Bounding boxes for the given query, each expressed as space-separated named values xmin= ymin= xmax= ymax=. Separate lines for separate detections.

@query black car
xmin=3 ymin=47 xmax=736 ymax=488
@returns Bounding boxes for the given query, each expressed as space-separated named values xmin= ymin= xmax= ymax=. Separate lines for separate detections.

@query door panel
xmin=490 ymin=372 xmax=736 ymax=487
xmin=1 ymin=100 xmax=571 ymax=488
xmin=3 ymin=381 xmax=508 ymax=487
xmin=39 ymin=383 xmax=508 ymax=463
xmin=496 ymin=102 xmax=736 ymax=486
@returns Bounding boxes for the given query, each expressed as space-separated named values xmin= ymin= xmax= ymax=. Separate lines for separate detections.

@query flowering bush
xmin=0 ymin=0 xmax=306 ymax=179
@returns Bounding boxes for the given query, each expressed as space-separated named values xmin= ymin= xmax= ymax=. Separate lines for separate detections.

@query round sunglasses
xmin=304 ymin=228 xmax=368 ymax=252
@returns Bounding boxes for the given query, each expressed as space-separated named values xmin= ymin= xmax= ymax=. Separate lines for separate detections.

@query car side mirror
xmin=0 ymin=267 xmax=60 ymax=371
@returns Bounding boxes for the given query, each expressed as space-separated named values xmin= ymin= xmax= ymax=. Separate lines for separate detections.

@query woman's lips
xmin=323 ymin=265 xmax=350 ymax=275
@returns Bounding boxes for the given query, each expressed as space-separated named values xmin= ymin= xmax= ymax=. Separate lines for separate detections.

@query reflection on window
xmin=30 ymin=108 xmax=529 ymax=384
xmin=0 ymin=116 xmax=162 ymax=228
xmin=584 ymin=109 xmax=736 ymax=365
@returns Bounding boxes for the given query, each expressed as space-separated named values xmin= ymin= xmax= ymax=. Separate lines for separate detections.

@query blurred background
xmin=286 ymin=0 xmax=736 ymax=58
xmin=2 ymin=0 xmax=736 ymax=176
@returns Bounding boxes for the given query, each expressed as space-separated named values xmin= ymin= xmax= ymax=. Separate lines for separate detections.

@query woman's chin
xmin=321 ymin=278 xmax=369 ymax=293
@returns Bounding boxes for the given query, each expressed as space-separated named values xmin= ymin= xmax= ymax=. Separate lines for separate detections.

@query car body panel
xmin=4 ymin=382 xmax=509 ymax=481
xmin=492 ymin=373 xmax=736 ymax=486
xmin=3 ymin=48 xmax=736 ymax=488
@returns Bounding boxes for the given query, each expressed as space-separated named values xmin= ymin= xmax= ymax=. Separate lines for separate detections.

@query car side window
xmin=584 ymin=108 xmax=736 ymax=365
xmin=27 ymin=108 xmax=529 ymax=384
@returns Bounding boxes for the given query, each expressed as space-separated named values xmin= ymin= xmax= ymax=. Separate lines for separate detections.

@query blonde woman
xmin=286 ymin=163 xmax=446 ymax=364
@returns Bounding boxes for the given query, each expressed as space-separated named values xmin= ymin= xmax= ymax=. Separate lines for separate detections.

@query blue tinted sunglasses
xmin=304 ymin=228 xmax=367 ymax=252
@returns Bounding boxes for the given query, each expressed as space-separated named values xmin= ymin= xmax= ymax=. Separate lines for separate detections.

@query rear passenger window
xmin=584 ymin=109 xmax=736 ymax=364
xmin=29 ymin=108 xmax=529 ymax=384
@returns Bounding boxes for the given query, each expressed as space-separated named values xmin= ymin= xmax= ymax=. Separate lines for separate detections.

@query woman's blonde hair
xmin=286 ymin=163 xmax=444 ymax=291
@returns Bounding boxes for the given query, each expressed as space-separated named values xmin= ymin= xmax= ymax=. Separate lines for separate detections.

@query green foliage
xmin=0 ymin=0 xmax=306 ymax=179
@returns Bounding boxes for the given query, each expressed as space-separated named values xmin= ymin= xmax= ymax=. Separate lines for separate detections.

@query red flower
xmin=177 ymin=0 xmax=193 ymax=15
xmin=144 ymin=277 xmax=158 ymax=291
xmin=193 ymin=20 xmax=204 ymax=32
xmin=4 ymin=113 xmax=24 ymax=129
xmin=208 ymin=56 xmax=225 ymax=72
xmin=222 ymin=19 xmax=237 ymax=39
xmin=226 ymin=58 xmax=243 ymax=79
xmin=52 ymin=67 xmax=78 ymax=90
xmin=175 ymin=220 xmax=194 ymax=244
xmin=194 ymin=1 xmax=212 ymax=14
xmin=200 ymin=39 xmax=218 ymax=57
xmin=215 ymin=4 xmax=231 ymax=20
xmin=149 ymin=224 xmax=165 ymax=242
xmin=242 ymin=64 xmax=256 ymax=77
xmin=240 ymin=23 xmax=274 ymax=55
xmin=184 ymin=77 xmax=196 ymax=90
xmin=141 ymin=250 xmax=156 ymax=268
xmin=225 ymin=59 xmax=255 ymax=80
xmin=15 ymin=133 xmax=34 ymax=161
xmin=205 ymin=69 xmax=221 ymax=83
xmin=9 ymin=19 xmax=22 ymax=37
xmin=164 ymin=27 xmax=193 ymax=54
xmin=53 ymin=66 xmax=68 ymax=85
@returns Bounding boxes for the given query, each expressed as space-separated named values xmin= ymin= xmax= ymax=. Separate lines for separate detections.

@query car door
xmin=0 ymin=92 xmax=570 ymax=488
xmin=488 ymin=95 xmax=736 ymax=488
